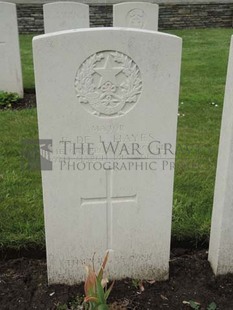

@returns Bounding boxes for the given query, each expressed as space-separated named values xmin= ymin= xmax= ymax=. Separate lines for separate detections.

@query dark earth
xmin=15 ymin=92 xmax=37 ymax=109
xmin=1 ymin=94 xmax=233 ymax=309
xmin=0 ymin=92 xmax=37 ymax=110
xmin=0 ymin=249 xmax=233 ymax=310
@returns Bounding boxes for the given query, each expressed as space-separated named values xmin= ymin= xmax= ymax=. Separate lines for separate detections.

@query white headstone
xmin=33 ymin=28 xmax=182 ymax=284
xmin=43 ymin=2 xmax=89 ymax=33
xmin=208 ymin=35 xmax=233 ymax=275
xmin=113 ymin=2 xmax=159 ymax=31
xmin=0 ymin=2 xmax=23 ymax=97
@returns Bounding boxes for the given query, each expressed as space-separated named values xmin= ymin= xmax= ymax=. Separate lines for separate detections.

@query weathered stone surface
xmin=113 ymin=2 xmax=159 ymax=30
xmin=208 ymin=35 xmax=233 ymax=275
xmin=0 ymin=2 xmax=23 ymax=96
xmin=33 ymin=28 xmax=182 ymax=284
xmin=43 ymin=2 xmax=89 ymax=33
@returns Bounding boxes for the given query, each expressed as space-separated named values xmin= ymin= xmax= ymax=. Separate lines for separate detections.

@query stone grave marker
xmin=113 ymin=2 xmax=159 ymax=31
xmin=43 ymin=2 xmax=89 ymax=33
xmin=33 ymin=27 xmax=182 ymax=284
xmin=0 ymin=2 xmax=23 ymax=97
xmin=208 ymin=35 xmax=233 ymax=275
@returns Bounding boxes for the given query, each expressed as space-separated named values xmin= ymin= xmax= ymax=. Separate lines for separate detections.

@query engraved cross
xmin=81 ymin=170 xmax=137 ymax=250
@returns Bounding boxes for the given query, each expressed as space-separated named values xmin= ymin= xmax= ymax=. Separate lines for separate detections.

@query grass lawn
xmin=0 ymin=29 xmax=232 ymax=249
xmin=20 ymin=34 xmax=35 ymax=90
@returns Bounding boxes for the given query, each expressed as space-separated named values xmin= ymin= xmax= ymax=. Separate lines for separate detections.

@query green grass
xmin=19 ymin=34 xmax=35 ymax=90
xmin=0 ymin=109 xmax=44 ymax=248
xmin=1 ymin=29 xmax=233 ymax=249
xmin=170 ymin=29 xmax=232 ymax=241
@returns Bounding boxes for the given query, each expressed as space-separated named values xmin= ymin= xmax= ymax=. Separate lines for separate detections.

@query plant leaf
xmin=97 ymin=251 xmax=109 ymax=281
xmin=97 ymin=304 xmax=108 ymax=310
xmin=189 ymin=300 xmax=200 ymax=310
xmin=207 ymin=302 xmax=217 ymax=310
xmin=84 ymin=265 xmax=97 ymax=297
xmin=84 ymin=296 xmax=98 ymax=303
xmin=96 ymin=277 xmax=106 ymax=305
xmin=104 ymin=281 xmax=115 ymax=300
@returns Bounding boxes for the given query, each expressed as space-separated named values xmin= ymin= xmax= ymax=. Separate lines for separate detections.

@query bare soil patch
xmin=0 ymin=250 xmax=233 ymax=309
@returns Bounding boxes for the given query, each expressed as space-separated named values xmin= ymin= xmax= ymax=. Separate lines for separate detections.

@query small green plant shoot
xmin=187 ymin=300 xmax=217 ymax=310
xmin=83 ymin=251 xmax=114 ymax=310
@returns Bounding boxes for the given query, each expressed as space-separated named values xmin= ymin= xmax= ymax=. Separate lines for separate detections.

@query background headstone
xmin=0 ymin=2 xmax=23 ymax=97
xmin=43 ymin=2 xmax=89 ymax=33
xmin=113 ymin=2 xmax=159 ymax=31
xmin=33 ymin=28 xmax=181 ymax=284
xmin=208 ymin=35 xmax=233 ymax=275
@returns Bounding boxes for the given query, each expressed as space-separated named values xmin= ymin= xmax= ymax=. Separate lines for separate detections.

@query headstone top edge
xmin=114 ymin=2 xmax=158 ymax=7
xmin=0 ymin=1 xmax=16 ymax=7
xmin=43 ymin=1 xmax=89 ymax=7
xmin=33 ymin=27 xmax=182 ymax=43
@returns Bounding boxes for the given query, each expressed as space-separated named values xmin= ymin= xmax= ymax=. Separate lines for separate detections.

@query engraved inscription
xmin=75 ymin=50 xmax=142 ymax=118
xmin=127 ymin=9 xmax=146 ymax=29
xmin=81 ymin=170 xmax=137 ymax=249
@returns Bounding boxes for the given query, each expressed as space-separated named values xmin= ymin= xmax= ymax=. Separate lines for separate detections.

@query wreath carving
xmin=74 ymin=51 xmax=142 ymax=118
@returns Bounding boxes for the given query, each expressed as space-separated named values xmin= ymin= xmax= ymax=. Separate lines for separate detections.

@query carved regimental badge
xmin=75 ymin=51 xmax=142 ymax=118
xmin=127 ymin=9 xmax=146 ymax=29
